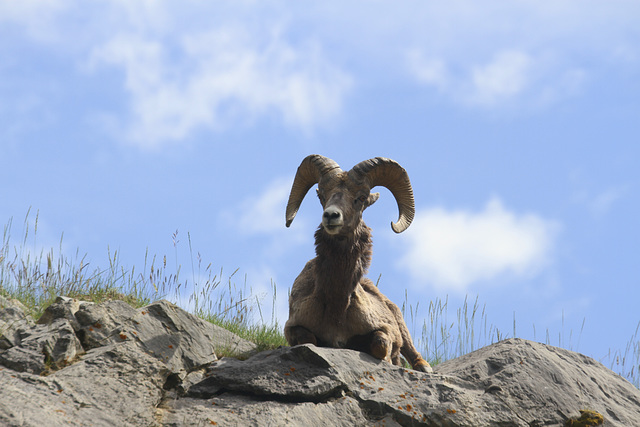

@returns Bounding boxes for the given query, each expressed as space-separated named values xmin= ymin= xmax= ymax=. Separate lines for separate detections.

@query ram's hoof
xmin=286 ymin=326 xmax=318 ymax=346
xmin=413 ymin=358 xmax=433 ymax=373
xmin=371 ymin=335 xmax=391 ymax=360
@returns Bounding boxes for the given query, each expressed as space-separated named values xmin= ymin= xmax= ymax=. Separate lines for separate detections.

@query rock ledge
xmin=1 ymin=295 xmax=638 ymax=426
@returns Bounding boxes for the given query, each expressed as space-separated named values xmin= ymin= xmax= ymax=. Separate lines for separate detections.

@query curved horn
xmin=285 ymin=155 xmax=340 ymax=227
xmin=350 ymin=157 xmax=415 ymax=233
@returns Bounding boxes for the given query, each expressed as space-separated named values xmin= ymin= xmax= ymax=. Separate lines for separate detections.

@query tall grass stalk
xmin=1 ymin=211 xmax=161 ymax=318
xmin=403 ymin=289 xmax=638 ymax=388
xmin=1 ymin=211 xmax=638 ymax=387
xmin=403 ymin=295 xmax=506 ymax=365
xmin=602 ymin=321 xmax=640 ymax=388
xmin=0 ymin=211 xmax=285 ymax=351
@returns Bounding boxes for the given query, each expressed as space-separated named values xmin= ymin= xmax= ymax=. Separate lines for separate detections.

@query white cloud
xmin=80 ymin=1 xmax=638 ymax=120
xmin=406 ymin=47 xmax=584 ymax=109
xmin=231 ymin=177 xmax=293 ymax=236
xmin=219 ymin=176 xmax=317 ymax=327
xmin=88 ymin=27 xmax=352 ymax=147
xmin=406 ymin=49 xmax=448 ymax=91
xmin=407 ymin=49 xmax=537 ymax=107
xmin=0 ymin=0 xmax=67 ymax=42
xmin=398 ymin=197 xmax=559 ymax=293
xmin=589 ymin=188 xmax=626 ymax=218
xmin=469 ymin=51 xmax=533 ymax=106
xmin=569 ymin=170 xmax=629 ymax=218
xmin=574 ymin=186 xmax=628 ymax=218
xmin=6 ymin=1 xmax=639 ymax=139
xmin=399 ymin=1 xmax=640 ymax=109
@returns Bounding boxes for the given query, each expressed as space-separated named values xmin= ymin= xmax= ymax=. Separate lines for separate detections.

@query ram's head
xmin=285 ymin=155 xmax=415 ymax=236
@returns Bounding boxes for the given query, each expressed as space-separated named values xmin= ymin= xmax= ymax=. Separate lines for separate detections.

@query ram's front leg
xmin=285 ymin=325 xmax=318 ymax=346
xmin=370 ymin=330 xmax=393 ymax=362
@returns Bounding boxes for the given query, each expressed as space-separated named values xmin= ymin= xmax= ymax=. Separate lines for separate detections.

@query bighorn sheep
xmin=284 ymin=155 xmax=431 ymax=372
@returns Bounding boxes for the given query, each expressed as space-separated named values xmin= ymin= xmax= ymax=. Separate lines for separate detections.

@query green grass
xmin=1 ymin=210 xmax=638 ymax=388
xmin=0 ymin=210 xmax=286 ymax=350
xmin=402 ymin=291 xmax=640 ymax=388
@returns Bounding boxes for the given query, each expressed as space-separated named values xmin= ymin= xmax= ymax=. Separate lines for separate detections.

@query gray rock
xmin=0 ymin=317 xmax=83 ymax=374
xmin=72 ymin=299 xmax=256 ymax=367
xmin=0 ymin=297 xmax=257 ymax=426
xmin=0 ymin=345 xmax=48 ymax=374
xmin=208 ymin=320 xmax=260 ymax=358
xmin=435 ymin=338 xmax=640 ymax=426
xmin=2 ymin=296 xmax=639 ymax=426
xmin=188 ymin=344 xmax=344 ymax=401
xmin=37 ymin=296 xmax=93 ymax=330
xmin=0 ymin=295 xmax=35 ymax=349
xmin=121 ymin=300 xmax=220 ymax=373
xmin=0 ymin=294 xmax=31 ymax=315
xmin=74 ymin=299 xmax=139 ymax=349
xmin=183 ymin=344 xmax=469 ymax=425
xmin=178 ymin=341 xmax=640 ymax=426
xmin=0 ymin=341 xmax=166 ymax=427
xmin=0 ymin=298 xmax=84 ymax=374
xmin=159 ymin=392 xmax=371 ymax=427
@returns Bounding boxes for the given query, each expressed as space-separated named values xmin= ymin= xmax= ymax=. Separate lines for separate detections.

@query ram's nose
xmin=323 ymin=207 xmax=342 ymax=222
xmin=322 ymin=206 xmax=344 ymax=234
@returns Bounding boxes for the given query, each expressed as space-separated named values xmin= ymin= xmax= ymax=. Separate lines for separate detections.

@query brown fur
xmin=284 ymin=170 xmax=431 ymax=372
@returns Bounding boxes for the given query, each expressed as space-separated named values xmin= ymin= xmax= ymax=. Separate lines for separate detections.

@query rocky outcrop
xmin=1 ymin=294 xmax=639 ymax=426
xmin=0 ymin=294 xmax=256 ymax=426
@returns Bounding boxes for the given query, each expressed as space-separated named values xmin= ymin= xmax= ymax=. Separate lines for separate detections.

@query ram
xmin=284 ymin=154 xmax=431 ymax=372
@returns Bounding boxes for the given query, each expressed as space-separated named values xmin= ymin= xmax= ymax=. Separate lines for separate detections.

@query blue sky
xmin=2 ymin=1 xmax=639 ymax=364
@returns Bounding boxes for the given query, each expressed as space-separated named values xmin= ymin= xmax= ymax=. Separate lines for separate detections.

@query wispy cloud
xmin=4 ymin=1 xmax=639 ymax=142
xmin=220 ymin=177 xmax=311 ymax=326
xmin=221 ymin=175 xmax=313 ymax=251
xmin=88 ymin=26 xmax=352 ymax=147
xmin=406 ymin=47 xmax=586 ymax=109
xmin=589 ymin=187 xmax=627 ymax=218
xmin=400 ymin=1 xmax=640 ymax=109
xmin=469 ymin=50 xmax=533 ymax=106
xmin=572 ymin=185 xmax=629 ymax=219
xmin=398 ymin=197 xmax=560 ymax=293
xmin=0 ymin=0 xmax=67 ymax=42
xmin=406 ymin=50 xmax=448 ymax=91
xmin=229 ymin=177 xmax=293 ymax=236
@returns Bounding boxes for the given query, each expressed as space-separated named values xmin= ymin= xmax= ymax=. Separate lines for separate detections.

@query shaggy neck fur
xmin=314 ymin=221 xmax=373 ymax=323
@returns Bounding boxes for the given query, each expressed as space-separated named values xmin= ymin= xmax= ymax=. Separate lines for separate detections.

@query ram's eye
xmin=355 ymin=195 xmax=367 ymax=204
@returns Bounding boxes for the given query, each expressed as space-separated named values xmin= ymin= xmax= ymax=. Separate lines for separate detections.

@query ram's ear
xmin=366 ymin=192 xmax=380 ymax=207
